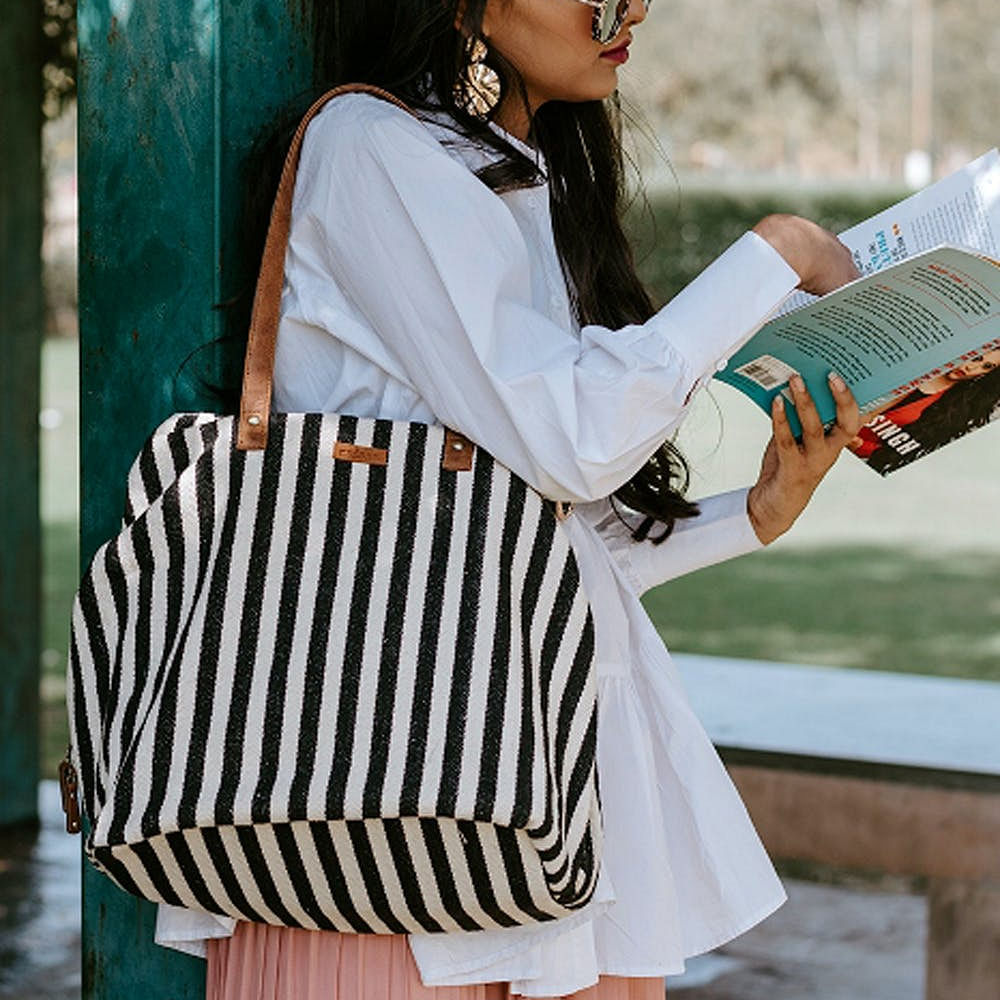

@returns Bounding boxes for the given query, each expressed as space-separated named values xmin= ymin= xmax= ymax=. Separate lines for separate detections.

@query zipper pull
xmin=59 ymin=748 xmax=82 ymax=834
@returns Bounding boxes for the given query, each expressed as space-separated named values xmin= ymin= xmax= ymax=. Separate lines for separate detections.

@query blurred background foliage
xmin=625 ymin=0 xmax=998 ymax=181
xmin=628 ymin=186 xmax=904 ymax=304
xmin=42 ymin=0 xmax=76 ymax=120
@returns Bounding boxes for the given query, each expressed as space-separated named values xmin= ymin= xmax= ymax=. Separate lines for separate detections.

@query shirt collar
xmin=418 ymin=81 xmax=548 ymax=179
xmin=485 ymin=118 xmax=548 ymax=177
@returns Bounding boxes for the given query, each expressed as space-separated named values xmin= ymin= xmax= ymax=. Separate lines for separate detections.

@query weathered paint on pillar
xmin=78 ymin=0 xmax=312 ymax=995
xmin=0 ymin=0 xmax=44 ymax=828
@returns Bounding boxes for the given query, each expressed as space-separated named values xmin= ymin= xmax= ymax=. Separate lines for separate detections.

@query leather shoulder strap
xmin=237 ymin=83 xmax=417 ymax=450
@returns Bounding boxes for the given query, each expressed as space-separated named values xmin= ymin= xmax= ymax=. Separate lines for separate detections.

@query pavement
xmin=666 ymin=875 xmax=926 ymax=999
xmin=0 ymin=784 xmax=81 ymax=1000
xmin=0 ymin=784 xmax=928 ymax=1000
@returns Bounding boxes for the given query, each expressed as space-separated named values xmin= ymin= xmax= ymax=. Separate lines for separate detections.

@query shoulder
xmin=302 ymin=91 xmax=479 ymax=175
xmin=293 ymin=91 xmax=522 ymax=242
xmin=290 ymin=91 xmax=471 ymax=222
xmin=308 ymin=91 xmax=418 ymax=138
xmin=289 ymin=90 xmax=527 ymax=262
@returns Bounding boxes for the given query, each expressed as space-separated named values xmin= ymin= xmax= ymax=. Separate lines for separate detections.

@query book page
xmin=717 ymin=247 xmax=1000 ymax=435
xmin=780 ymin=149 xmax=1000 ymax=315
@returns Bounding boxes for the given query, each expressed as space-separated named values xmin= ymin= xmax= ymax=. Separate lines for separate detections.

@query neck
xmin=493 ymin=94 xmax=536 ymax=144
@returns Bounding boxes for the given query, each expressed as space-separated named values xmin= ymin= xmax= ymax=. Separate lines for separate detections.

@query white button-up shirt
xmin=156 ymin=91 xmax=801 ymax=996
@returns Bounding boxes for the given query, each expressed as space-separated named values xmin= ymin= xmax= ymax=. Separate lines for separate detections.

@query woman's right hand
xmin=753 ymin=214 xmax=860 ymax=296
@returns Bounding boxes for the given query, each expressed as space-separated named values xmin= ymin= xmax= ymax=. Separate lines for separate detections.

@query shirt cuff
xmin=652 ymin=231 xmax=800 ymax=398
xmin=623 ymin=487 xmax=764 ymax=594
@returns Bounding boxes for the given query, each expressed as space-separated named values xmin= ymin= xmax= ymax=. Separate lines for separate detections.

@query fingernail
xmin=773 ymin=395 xmax=785 ymax=415
xmin=791 ymin=374 xmax=805 ymax=392
xmin=828 ymin=372 xmax=847 ymax=392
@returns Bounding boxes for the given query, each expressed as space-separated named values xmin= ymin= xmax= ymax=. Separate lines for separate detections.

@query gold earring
xmin=457 ymin=35 xmax=501 ymax=118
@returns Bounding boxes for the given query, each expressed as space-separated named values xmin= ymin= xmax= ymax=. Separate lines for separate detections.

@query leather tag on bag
xmin=442 ymin=428 xmax=475 ymax=471
xmin=333 ymin=441 xmax=389 ymax=465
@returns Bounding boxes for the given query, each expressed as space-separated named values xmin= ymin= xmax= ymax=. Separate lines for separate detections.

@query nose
xmin=625 ymin=0 xmax=648 ymax=28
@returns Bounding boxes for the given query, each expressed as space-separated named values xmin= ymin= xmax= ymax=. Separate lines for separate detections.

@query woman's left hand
xmin=746 ymin=372 xmax=862 ymax=545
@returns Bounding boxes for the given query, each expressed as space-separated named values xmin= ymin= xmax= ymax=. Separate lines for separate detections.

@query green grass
xmin=643 ymin=545 xmax=1000 ymax=682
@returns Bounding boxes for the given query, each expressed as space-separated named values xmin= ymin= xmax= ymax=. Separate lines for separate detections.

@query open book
xmin=715 ymin=150 xmax=1000 ymax=475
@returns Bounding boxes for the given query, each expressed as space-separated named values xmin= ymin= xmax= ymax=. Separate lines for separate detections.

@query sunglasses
xmin=576 ymin=0 xmax=652 ymax=44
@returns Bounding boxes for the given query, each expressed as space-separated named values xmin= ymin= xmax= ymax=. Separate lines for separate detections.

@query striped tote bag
xmin=65 ymin=84 xmax=602 ymax=933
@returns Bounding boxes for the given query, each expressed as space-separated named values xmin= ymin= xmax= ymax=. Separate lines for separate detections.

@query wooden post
xmin=926 ymin=878 xmax=1000 ymax=1000
xmin=0 ymin=0 xmax=43 ymax=828
xmin=77 ymin=0 xmax=312 ymax=994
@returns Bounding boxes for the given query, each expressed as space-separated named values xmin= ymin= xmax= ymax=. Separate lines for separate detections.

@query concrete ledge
xmin=674 ymin=653 xmax=1000 ymax=784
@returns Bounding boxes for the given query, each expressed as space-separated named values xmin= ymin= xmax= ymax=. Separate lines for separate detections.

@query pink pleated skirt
xmin=205 ymin=925 xmax=665 ymax=1000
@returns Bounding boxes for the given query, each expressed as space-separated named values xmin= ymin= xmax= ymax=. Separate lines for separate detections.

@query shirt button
xmin=716 ymin=358 xmax=728 ymax=372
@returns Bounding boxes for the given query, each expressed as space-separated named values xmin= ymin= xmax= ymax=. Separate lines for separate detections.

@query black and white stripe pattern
xmin=69 ymin=411 xmax=601 ymax=932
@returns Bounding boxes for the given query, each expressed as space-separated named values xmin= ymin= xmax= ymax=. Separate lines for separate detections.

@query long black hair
xmin=869 ymin=367 xmax=1000 ymax=473
xmin=226 ymin=0 xmax=699 ymax=539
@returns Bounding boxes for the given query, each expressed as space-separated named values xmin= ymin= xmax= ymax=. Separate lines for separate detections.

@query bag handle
xmin=236 ymin=83 xmax=417 ymax=451
xmin=232 ymin=83 xmax=572 ymax=521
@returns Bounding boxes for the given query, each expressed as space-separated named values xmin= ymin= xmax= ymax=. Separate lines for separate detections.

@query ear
xmin=455 ymin=0 xmax=493 ymax=40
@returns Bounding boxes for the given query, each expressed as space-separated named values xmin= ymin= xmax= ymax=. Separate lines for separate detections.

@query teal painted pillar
xmin=0 ymin=0 xmax=43 ymax=828
xmin=77 ymin=1 xmax=312 ymax=995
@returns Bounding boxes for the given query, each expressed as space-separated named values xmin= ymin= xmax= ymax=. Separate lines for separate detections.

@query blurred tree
xmin=42 ymin=0 xmax=76 ymax=119
xmin=935 ymin=0 xmax=1000 ymax=165
xmin=629 ymin=0 xmax=997 ymax=179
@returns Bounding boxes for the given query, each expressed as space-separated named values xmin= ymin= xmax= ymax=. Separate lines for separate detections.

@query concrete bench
xmin=675 ymin=653 xmax=1000 ymax=1000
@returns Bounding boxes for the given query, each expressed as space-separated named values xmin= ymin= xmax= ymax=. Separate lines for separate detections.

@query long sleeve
xmin=582 ymin=489 xmax=764 ymax=596
xmin=285 ymin=94 xmax=799 ymax=504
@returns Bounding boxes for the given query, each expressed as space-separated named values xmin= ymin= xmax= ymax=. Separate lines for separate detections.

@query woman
xmin=851 ymin=349 xmax=1000 ymax=473
xmin=156 ymin=0 xmax=863 ymax=995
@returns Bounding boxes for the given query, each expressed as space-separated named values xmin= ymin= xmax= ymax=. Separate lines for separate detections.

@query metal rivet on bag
xmin=452 ymin=441 xmax=464 ymax=450
xmin=247 ymin=415 xmax=262 ymax=426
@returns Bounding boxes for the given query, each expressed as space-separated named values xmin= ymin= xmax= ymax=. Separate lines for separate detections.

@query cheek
xmin=493 ymin=1 xmax=599 ymax=90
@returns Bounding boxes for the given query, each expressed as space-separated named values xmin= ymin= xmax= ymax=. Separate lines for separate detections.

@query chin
xmin=582 ymin=79 xmax=621 ymax=103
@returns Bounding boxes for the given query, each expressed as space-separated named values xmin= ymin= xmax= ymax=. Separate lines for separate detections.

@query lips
xmin=600 ymin=42 xmax=630 ymax=60
xmin=601 ymin=35 xmax=632 ymax=58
